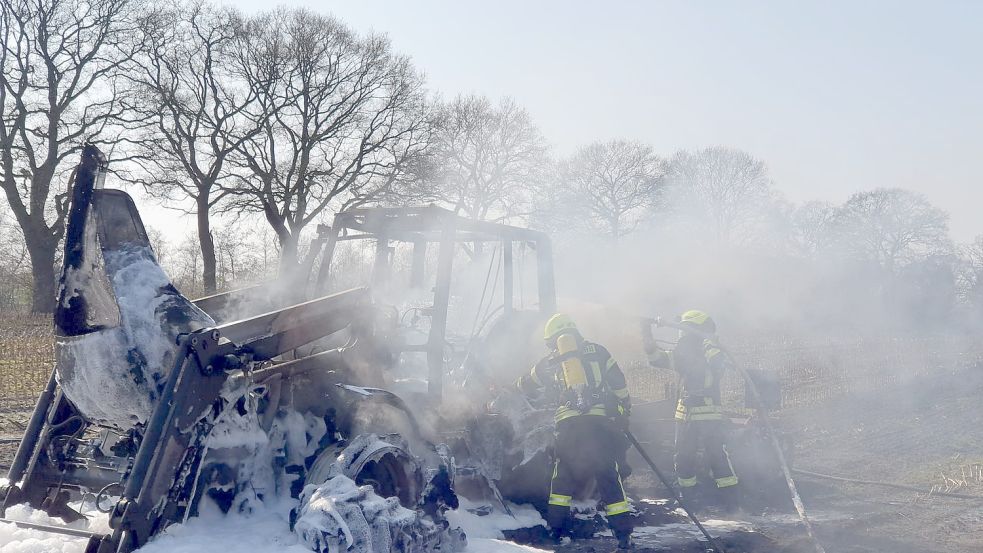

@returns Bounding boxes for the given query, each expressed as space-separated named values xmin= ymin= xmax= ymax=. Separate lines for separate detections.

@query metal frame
xmin=1 ymin=288 xmax=374 ymax=553
xmin=0 ymin=149 xmax=564 ymax=553
xmin=314 ymin=206 xmax=557 ymax=401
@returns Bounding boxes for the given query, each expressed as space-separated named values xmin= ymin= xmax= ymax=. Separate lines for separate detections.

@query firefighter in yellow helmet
xmin=517 ymin=314 xmax=634 ymax=550
xmin=643 ymin=310 xmax=739 ymax=511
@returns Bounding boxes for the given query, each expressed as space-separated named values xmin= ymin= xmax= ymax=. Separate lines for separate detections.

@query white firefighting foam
xmin=55 ymin=246 xmax=214 ymax=428
xmin=0 ymin=480 xmax=772 ymax=553
xmin=0 ymin=475 xmax=549 ymax=553
xmin=294 ymin=475 xmax=436 ymax=553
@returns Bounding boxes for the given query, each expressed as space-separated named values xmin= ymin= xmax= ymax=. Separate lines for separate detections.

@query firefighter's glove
xmin=615 ymin=403 xmax=631 ymax=430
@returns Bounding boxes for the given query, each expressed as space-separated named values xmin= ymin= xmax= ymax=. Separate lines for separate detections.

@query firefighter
xmin=517 ymin=313 xmax=634 ymax=550
xmin=642 ymin=310 xmax=740 ymax=510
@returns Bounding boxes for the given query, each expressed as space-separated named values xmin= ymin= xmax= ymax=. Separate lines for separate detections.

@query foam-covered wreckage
xmin=0 ymin=145 xmax=563 ymax=553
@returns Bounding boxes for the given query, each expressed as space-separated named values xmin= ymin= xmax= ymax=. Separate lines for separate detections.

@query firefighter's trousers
xmin=547 ymin=415 xmax=632 ymax=539
xmin=674 ymin=419 xmax=739 ymax=489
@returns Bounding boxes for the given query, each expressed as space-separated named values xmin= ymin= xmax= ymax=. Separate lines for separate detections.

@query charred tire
xmin=294 ymin=475 xmax=464 ymax=553
xmin=295 ymin=434 xmax=466 ymax=553
xmin=305 ymin=434 xmax=422 ymax=509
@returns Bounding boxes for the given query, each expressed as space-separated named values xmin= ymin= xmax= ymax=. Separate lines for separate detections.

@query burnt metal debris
xmin=0 ymin=145 xmax=792 ymax=553
xmin=0 ymin=145 xmax=562 ymax=553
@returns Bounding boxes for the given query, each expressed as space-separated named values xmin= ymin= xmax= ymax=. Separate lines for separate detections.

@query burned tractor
xmin=197 ymin=201 xmax=558 ymax=403
xmin=0 ymin=145 xmax=561 ymax=553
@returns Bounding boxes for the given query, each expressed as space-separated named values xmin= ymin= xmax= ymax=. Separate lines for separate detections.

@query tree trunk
xmin=197 ymin=197 xmax=218 ymax=295
xmin=278 ymin=232 xmax=300 ymax=277
xmin=26 ymin=234 xmax=58 ymax=314
xmin=610 ymin=217 xmax=621 ymax=241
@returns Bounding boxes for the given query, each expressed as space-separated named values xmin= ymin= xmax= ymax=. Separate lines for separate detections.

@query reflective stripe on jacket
xmin=648 ymin=334 xmax=729 ymax=422
xmin=518 ymin=340 xmax=630 ymax=424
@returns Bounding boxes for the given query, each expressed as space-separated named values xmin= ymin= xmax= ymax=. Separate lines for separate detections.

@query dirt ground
xmin=589 ymin=358 xmax=983 ymax=553
xmin=0 ymin=409 xmax=27 ymax=470
xmin=503 ymin=356 xmax=983 ymax=553
xmin=775 ymin=359 xmax=983 ymax=553
xmin=2 ymin=358 xmax=982 ymax=552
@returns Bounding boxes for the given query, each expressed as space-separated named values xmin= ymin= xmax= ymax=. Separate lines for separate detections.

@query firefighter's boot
xmin=614 ymin=533 xmax=634 ymax=551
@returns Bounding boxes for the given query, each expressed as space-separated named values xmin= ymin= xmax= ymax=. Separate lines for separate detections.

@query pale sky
xmin=218 ymin=0 xmax=981 ymax=240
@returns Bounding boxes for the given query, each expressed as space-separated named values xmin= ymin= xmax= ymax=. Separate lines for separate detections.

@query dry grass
xmin=1 ymin=313 xmax=981 ymax=418
xmin=0 ymin=314 xmax=53 ymax=411
xmin=624 ymin=335 xmax=983 ymax=411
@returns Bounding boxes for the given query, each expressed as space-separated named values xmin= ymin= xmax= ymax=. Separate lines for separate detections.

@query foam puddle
xmin=0 ymin=481 xmax=548 ymax=553
xmin=0 ymin=477 xmax=111 ymax=553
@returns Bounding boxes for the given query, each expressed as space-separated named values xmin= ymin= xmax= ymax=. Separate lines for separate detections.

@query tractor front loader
xmin=0 ymin=145 xmax=468 ymax=553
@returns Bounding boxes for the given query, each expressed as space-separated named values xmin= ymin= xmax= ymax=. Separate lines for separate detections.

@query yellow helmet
xmin=680 ymin=310 xmax=716 ymax=333
xmin=543 ymin=313 xmax=578 ymax=343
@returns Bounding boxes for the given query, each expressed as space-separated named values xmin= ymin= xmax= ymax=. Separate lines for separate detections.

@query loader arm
xmin=1 ymin=145 xmax=386 ymax=553
xmin=3 ymin=145 xmax=562 ymax=553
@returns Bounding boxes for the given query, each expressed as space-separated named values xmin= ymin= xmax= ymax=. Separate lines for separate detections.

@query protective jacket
xmin=647 ymin=333 xmax=729 ymax=421
xmin=647 ymin=331 xmax=738 ymax=490
xmin=518 ymin=339 xmax=631 ymax=423
xmin=518 ymin=336 xmax=633 ymax=543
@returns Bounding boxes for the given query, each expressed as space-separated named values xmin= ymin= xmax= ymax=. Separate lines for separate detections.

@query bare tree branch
xmin=127 ymin=0 xmax=257 ymax=293
xmin=557 ymin=139 xmax=667 ymax=239
xmin=224 ymin=8 xmax=434 ymax=273
xmin=667 ymin=146 xmax=776 ymax=246
xmin=427 ymin=95 xmax=548 ymax=223
xmin=833 ymin=187 xmax=951 ymax=274
xmin=0 ymin=0 xmax=147 ymax=312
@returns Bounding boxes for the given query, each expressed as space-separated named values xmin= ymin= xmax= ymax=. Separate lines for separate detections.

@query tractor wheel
xmin=294 ymin=434 xmax=466 ymax=553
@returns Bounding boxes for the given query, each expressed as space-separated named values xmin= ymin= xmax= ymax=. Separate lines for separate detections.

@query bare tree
xmin=210 ymin=221 xmax=274 ymax=289
xmin=559 ymin=139 xmax=666 ymax=239
xmin=0 ymin=206 xmax=31 ymax=310
xmin=956 ymin=235 xmax=983 ymax=313
xmin=894 ymin=254 xmax=958 ymax=327
xmin=227 ymin=8 xmax=433 ymax=274
xmin=131 ymin=1 xmax=257 ymax=294
xmin=144 ymin=225 xmax=169 ymax=265
xmin=667 ymin=146 xmax=774 ymax=245
xmin=164 ymin=230 xmax=202 ymax=297
xmin=0 ymin=0 xmax=145 ymax=311
xmin=833 ymin=188 xmax=951 ymax=274
xmin=789 ymin=200 xmax=839 ymax=258
xmin=432 ymin=95 xmax=547 ymax=222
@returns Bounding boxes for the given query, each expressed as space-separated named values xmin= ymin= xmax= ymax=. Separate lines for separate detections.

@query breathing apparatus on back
xmin=544 ymin=313 xmax=592 ymax=412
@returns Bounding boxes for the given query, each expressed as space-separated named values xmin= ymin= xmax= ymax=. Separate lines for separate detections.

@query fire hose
xmin=642 ymin=317 xmax=828 ymax=553
xmin=791 ymin=468 xmax=983 ymax=501
xmin=625 ymin=430 xmax=728 ymax=553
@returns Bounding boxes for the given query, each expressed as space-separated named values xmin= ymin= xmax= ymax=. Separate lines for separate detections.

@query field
xmin=0 ymin=314 xmax=53 ymax=466
xmin=0 ymin=314 xmax=53 ymax=410
xmin=621 ymin=334 xmax=983 ymax=552
xmin=5 ymin=312 xmax=979 ymax=412
xmin=624 ymin=334 xmax=983 ymax=409
xmin=3 ymin=315 xmax=983 ymax=551
xmin=3 ymin=315 xmax=981 ymax=458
